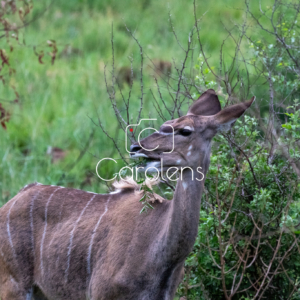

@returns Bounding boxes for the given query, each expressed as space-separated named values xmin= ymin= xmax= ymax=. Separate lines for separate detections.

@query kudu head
xmin=130 ymin=89 xmax=254 ymax=171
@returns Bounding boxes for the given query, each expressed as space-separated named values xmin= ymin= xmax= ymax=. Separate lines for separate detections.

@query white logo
xmin=125 ymin=119 xmax=174 ymax=154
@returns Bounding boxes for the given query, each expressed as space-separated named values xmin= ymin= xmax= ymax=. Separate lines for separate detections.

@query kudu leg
xmin=0 ymin=272 xmax=30 ymax=300
xmin=0 ymin=278 xmax=48 ymax=300
xmin=0 ymin=253 xmax=36 ymax=300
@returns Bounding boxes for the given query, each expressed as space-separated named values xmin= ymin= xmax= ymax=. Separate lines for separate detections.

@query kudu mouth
xmin=129 ymin=143 xmax=162 ymax=163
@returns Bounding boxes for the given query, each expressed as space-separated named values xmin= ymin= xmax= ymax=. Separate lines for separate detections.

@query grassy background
xmin=0 ymin=0 xmax=273 ymax=205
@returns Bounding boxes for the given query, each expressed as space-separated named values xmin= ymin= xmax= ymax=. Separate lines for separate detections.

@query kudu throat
xmin=161 ymin=154 xmax=209 ymax=261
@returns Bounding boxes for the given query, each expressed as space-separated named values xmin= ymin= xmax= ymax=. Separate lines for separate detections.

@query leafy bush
xmin=176 ymin=1 xmax=300 ymax=299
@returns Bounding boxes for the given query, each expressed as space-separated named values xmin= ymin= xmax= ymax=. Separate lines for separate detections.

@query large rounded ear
xmin=213 ymin=96 xmax=255 ymax=131
xmin=187 ymin=89 xmax=222 ymax=116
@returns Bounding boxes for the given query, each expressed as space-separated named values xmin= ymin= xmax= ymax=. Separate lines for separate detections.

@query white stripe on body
xmin=87 ymin=196 xmax=111 ymax=277
xmin=40 ymin=188 xmax=62 ymax=275
xmin=6 ymin=194 xmax=22 ymax=264
xmin=64 ymin=194 xmax=97 ymax=282
xmin=55 ymin=192 xmax=80 ymax=269
xmin=30 ymin=191 xmax=41 ymax=261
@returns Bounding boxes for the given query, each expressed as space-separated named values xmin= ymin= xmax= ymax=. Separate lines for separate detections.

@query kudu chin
xmin=0 ymin=89 xmax=254 ymax=300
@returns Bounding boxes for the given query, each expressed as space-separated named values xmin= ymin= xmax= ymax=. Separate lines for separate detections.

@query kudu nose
xmin=130 ymin=144 xmax=142 ymax=152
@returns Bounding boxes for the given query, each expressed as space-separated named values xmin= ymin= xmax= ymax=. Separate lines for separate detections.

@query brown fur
xmin=0 ymin=89 xmax=254 ymax=300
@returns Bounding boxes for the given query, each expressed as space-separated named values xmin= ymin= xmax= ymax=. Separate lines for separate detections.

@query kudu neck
xmin=174 ymin=149 xmax=210 ymax=204
xmin=162 ymin=151 xmax=210 ymax=260
xmin=173 ymin=164 xmax=207 ymax=210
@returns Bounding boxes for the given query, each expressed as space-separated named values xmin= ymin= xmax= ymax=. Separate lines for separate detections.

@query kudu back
xmin=0 ymin=89 xmax=254 ymax=300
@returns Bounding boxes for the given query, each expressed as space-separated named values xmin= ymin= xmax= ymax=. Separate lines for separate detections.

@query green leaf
xmin=147 ymin=203 xmax=154 ymax=209
xmin=139 ymin=194 xmax=146 ymax=202
xmin=282 ymin=124 xmax=292 ymax=130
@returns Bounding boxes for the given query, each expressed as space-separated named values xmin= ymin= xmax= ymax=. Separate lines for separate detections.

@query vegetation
xmin=1 ymin=0 xmax=300 ymax=299
xmin=0 ymin=0 xmax=271 ymax=200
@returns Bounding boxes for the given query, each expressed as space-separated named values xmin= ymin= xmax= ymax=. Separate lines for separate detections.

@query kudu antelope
xmin=0 ymin=89 xmax=254 ymax=300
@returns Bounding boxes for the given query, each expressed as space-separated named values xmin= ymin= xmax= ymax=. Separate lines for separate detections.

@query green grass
xmin=0 ymin=0 xmax=275 ymax=204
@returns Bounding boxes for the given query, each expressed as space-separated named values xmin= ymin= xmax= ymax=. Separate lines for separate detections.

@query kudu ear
xmin=213 ymin=96 xmax=255 ymax=131
xmin=187 ymin=89 xmax=221 ymax=116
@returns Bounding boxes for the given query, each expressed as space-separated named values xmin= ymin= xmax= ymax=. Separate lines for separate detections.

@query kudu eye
xmin=179 ymin=129 xmax=192 ymax=137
